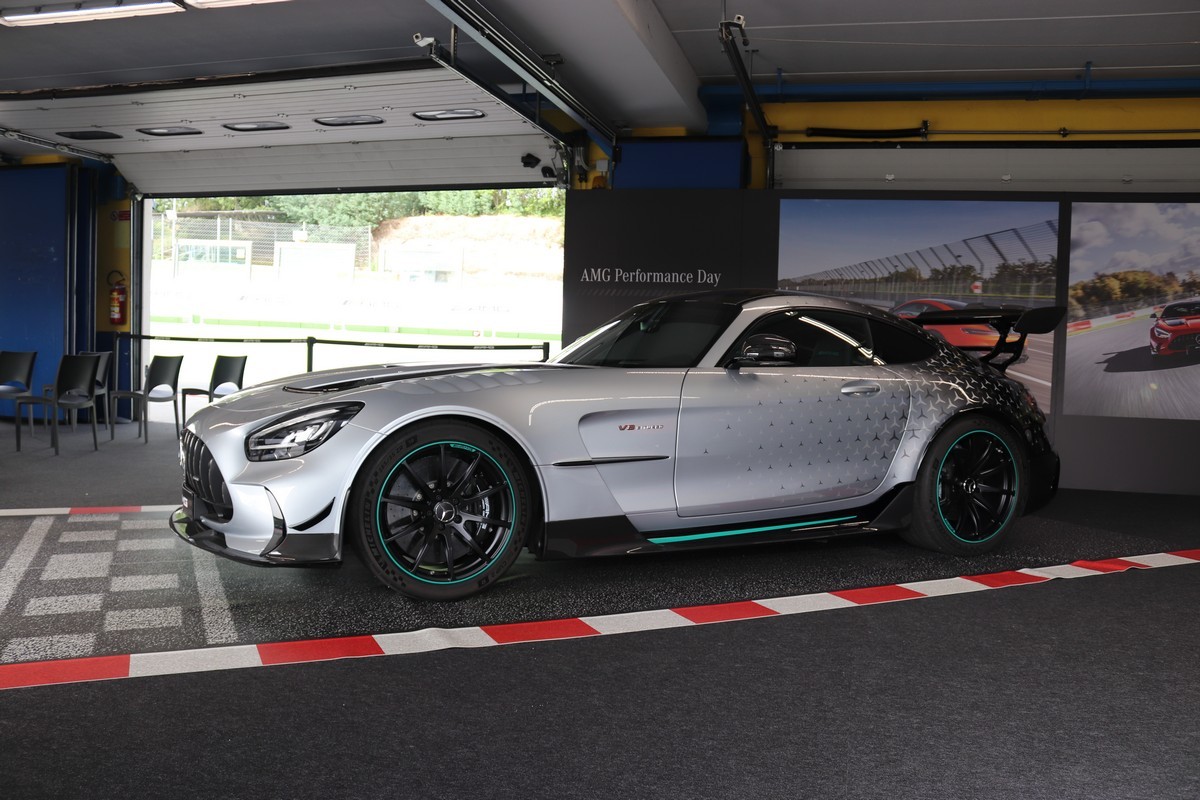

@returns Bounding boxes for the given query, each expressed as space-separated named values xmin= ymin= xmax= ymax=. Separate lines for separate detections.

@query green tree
xmin=928 ymin=263 xmax=981 ymax=283
xmin=267 ymin=192 xmax=424 ymax=230
xmin=416 ymin=190 xmax=497 ymax=216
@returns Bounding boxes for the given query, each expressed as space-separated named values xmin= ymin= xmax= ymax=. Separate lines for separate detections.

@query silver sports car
xmin=172 ymin=290 xmax=1063 ymax=600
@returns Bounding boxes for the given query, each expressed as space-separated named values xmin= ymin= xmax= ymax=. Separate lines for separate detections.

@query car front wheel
xmin=903 ymin=415 xmax=1028 ymax=555
xmin=351 ymin=421 xmax=532 ymax=600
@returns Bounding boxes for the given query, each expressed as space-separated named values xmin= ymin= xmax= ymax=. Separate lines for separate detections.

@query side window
xmin=894 ymin=302 xmax=927 ymax=317
xmin=802 ymin=311 xmax=876 ymax=366
xmin=734 ymin=310 xmax=879 ymax=367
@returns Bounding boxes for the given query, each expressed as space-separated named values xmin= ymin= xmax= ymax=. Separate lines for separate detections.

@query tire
xmin=903 ymin=415 xmax=1028 ymax=556
xmin=351 ymin=421 xmax=532 ymax=600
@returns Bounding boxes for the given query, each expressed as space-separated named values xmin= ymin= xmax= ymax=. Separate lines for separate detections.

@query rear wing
xmin=911 ymin=305 xmax=1066 ymax=372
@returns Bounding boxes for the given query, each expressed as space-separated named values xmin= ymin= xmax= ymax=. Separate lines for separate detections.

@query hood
xmin=1158 ymin=315 xmax=1200 ymax=330
xmin=282 ymin=363 xmax=499 ymax=393
xmin=209 ymin=362 xmax=568 ymax=414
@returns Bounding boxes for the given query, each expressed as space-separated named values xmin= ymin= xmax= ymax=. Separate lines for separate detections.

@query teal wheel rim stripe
xmin=376 ymin=440 xmax=516 ymax=586
xmin=936 ymin=429 xmax=1018 ymax=544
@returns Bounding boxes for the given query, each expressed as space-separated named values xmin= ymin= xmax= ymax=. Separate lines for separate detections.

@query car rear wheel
xmin=352 ymin=421 xmax=531 ymax=600
xmin=903 ymin=415 xmax=1027 ymax=555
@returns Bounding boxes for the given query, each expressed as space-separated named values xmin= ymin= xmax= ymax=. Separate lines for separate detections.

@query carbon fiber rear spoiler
xmin=912 ymin=305 xmax=1066 ymax=372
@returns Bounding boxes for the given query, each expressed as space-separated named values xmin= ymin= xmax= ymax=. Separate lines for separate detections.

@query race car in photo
xmin=1149 ymin=299 xmax=1200 ymax=357
xmin=172 ymin=290 xmax=1064 ymax=600
xmin=891 ymin=298 xmax=1017 ymax=351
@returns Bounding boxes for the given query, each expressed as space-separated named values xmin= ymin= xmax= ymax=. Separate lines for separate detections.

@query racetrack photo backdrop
xmin=1065 ymin=202 xmax=1200 ymax=420
xmin=777 ymin=198 xmax=1061 ymax=412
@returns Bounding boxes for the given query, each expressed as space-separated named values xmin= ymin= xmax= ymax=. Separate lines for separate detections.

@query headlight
xmin=246 ymin=403 xmax=363 ymax=462
xmin=1152 ymin=327 xmax=1171 ymax=339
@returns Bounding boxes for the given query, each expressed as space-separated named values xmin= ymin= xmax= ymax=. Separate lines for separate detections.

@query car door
xmin=675 ymin=308 xmax=912 ymax=518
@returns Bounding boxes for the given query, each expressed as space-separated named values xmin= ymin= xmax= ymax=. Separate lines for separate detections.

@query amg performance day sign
xmin=562 ymin=190 xmax=779 ymax=342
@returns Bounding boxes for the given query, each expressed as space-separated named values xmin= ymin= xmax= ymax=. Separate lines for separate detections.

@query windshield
xmin=554 ymin=300 xmax=740 ymax=367
xmin=1163 ymin=302 xmax=1200 ymax=318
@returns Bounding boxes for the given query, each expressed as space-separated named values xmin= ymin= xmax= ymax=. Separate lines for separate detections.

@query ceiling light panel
xmin=1 ymin=0 xmax=183 ymax=26
xmin=222 ymin=121 xmax=291 ymax=131
xmin=0 ymin=69 xmax=537 ymax=156
xmin=183 ymin=0 xmax=291 ymax=7
xmin=313 ymin=115 xmax=385 ymax=126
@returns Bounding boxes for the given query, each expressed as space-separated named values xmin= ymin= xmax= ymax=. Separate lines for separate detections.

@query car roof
xmin=652 ymin=289 xmax=826 ymax=306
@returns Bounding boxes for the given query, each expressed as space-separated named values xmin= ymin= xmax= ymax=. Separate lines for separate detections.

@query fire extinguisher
xmin=108 ymin=270 xmax=128 ymax=327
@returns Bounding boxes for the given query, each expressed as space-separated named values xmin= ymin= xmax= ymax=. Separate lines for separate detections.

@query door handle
xmin=840 ymin=381 xmax=881 ymax=397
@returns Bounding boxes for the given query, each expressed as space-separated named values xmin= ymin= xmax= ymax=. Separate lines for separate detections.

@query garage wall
xmin=0 ymin=166 xmax=74 ymax=401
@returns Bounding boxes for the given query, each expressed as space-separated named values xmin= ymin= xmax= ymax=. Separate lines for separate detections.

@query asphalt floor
xmin=0 ymin=418 xmax=1197 ymax=798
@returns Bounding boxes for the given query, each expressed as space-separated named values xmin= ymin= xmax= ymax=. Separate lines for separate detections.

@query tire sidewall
xmin=351 ymin=421 xmax=531 ymax=600
xmin=909 ymin=415 xmax=1028 ymax=555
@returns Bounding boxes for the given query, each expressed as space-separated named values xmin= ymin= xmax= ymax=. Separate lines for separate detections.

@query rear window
xmin=868 ymin=319 xmax=938 ymax=364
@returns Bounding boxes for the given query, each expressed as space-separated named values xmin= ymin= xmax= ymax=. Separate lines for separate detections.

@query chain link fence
xmin=780 ymin=219 xmax=1059 ymax=307
xmin=151 ymin=213 xmax=373 ymax=273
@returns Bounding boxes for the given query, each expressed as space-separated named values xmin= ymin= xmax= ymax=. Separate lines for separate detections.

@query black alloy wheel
xmin=934 ymin=429 xmax=1018 ymax=542
xmin=353 ymin=422 xmax=531 ymax=600
xmin=904 ymin=415 xmax=1028 ymax=555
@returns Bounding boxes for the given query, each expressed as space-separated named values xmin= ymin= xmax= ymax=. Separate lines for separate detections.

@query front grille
xmin=181 ymin=430 xmax=233 ymax=523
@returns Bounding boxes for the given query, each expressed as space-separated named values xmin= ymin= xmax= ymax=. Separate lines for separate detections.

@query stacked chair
xmin=15 ymin=353 xmax=101 ymax=455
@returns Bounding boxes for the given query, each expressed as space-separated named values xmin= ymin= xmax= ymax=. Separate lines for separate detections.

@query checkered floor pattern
xmin=2 ymin=504 xmax=1197 ymax=691
xmin=0 ymin=507 xmax=235 ymax=665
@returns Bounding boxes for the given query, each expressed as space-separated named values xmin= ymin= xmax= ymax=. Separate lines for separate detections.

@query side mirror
xmin=730 ymin=334 xmax=797 ymax=368
xmin=1150 ymin=313 xmax=1159 ymax=320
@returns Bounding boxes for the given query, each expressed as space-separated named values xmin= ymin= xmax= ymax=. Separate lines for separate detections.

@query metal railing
xmin=119 ymin=332 xmax=551 ymax=373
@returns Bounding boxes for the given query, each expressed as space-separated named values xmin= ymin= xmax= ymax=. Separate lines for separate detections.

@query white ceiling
xmin=1 ymin=0 xmax=1197 ymax=193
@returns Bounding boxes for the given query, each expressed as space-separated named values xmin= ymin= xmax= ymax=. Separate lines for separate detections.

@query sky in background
xmin=1069 ymin=202 xmax=1200 ymax=283
xmin=779 ymin=199 xmax=1058 ymax=280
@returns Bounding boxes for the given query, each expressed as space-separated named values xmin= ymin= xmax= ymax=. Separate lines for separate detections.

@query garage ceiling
xmin=1 ymin=0 xmax=1197 ymax=194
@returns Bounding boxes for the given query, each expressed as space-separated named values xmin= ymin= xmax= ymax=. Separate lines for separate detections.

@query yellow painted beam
xmin=765 ymin=97 xmax=1200 ymax=143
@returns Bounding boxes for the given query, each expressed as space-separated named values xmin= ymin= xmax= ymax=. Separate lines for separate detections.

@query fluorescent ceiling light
xmin=223 ymin=121 xmax=290 ymax=131
xmin=56 ymin=130 xmax=122 ymax=140
xmin=184 ymin=0 xmax=291 ymax=7
xmin=1 ymin=1 xmax=183 ymax=26
xmin=313 ymin=115 xmax=385 ymax=127
xmin=137 ymin=126 xmax=202 ymax=136
xmin=412 ymin=109 xmax=487 ymax=121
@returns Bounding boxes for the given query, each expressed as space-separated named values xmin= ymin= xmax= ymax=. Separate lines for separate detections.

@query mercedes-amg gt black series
xmin=173 ymin=290 xmax=1064 ymax=600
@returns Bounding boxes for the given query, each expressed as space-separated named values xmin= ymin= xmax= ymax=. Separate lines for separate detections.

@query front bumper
xmin=170 ymin=505 xmax=340 ymax=566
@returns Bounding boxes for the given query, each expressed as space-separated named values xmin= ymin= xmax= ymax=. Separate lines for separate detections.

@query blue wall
xmin=0 ymin=166 xmax=72 ymax=408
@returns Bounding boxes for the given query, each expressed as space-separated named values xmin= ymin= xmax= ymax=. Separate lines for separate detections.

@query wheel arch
xmin=339 ymin=411 xmax=547 ymax=554
xmin=921 ymin=405 xmax=1034 ymax=468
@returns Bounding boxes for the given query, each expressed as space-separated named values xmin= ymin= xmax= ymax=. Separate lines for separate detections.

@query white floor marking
xmin=189 ymin=547 xmax=238 ymax=645
xmin=104 ymin=607 xmax=183 ymax=632
xmin=0 ymin=517 xmax=52 ymax=614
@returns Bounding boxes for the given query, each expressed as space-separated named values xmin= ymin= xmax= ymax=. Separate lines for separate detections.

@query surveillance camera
xmin=412 ymin=33 xmax=436 ymax=47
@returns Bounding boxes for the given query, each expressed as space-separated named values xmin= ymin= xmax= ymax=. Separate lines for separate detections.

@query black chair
xmin=45 ymin=350 xmax=113 ymax=431
xmin=15 ymin=353 xmax=101 ymax=455
xmin=180 ymin=355 xmax=247 ymax=422
xmin=0 ymin=351 xmax=37 ymax=428
xmin=87 ymin=350 xmax=113 ymax=431
xmin=109 ymin=355 xmax=184 ymax=443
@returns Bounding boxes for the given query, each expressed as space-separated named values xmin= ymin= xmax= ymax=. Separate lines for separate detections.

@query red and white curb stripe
xmin=0 ymin=505 xmax=178 ymax=518
xmin=1 ymin=549 xmax=1197 ymax=692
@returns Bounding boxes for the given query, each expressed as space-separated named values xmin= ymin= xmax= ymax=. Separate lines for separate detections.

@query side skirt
xmin=539 ymin=484 xmax=914 ymax=560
